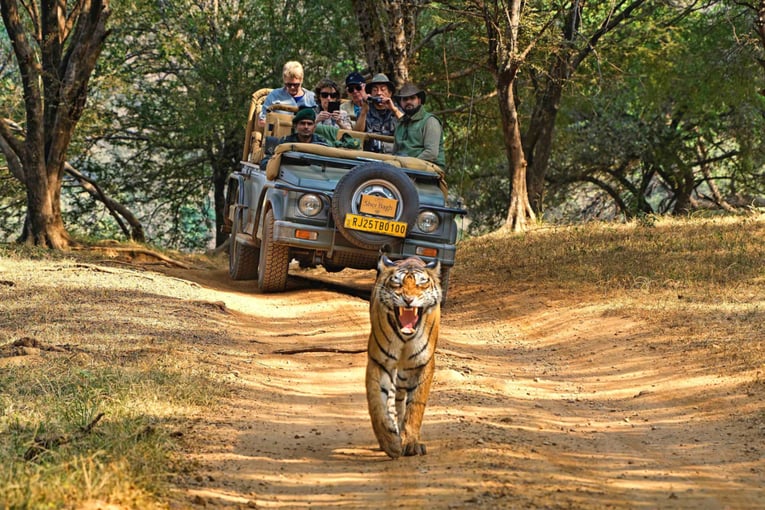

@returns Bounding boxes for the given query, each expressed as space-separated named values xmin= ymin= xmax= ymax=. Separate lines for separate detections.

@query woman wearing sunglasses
xmin=314 ymin=78 xmax=352 ymax=130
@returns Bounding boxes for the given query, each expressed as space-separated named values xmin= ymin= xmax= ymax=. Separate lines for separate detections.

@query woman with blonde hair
xmin=258 ymin=61 xmax=317 ymax=127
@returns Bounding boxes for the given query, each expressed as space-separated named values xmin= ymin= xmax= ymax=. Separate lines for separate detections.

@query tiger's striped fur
xmin=365 ymin=255 xmax=442 ymax=458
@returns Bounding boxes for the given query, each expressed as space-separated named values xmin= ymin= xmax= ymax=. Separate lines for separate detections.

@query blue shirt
xmin=260 ymin=87 xmax=317 ymax=121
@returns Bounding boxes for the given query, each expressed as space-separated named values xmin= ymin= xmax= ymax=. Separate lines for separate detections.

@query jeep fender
xmin=227 ymin=175 xmax=260 ymax=236
xmin=257 ymin=187 xmax=288 ymax=241
xmin=225 ymin=175 xmax=246 ymax=227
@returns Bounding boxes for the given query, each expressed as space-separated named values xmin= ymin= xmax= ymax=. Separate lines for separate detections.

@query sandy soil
xmin=148 ymin=260 xmax=764 ymax=510
xmin=2 ymin=248 xmax=763 ymax=509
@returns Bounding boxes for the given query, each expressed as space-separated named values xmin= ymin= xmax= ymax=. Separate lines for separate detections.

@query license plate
xmin=344 ymin=214 xmax=407 ymax=237
xmin=359 ymin=194 xmax=398 ymax=218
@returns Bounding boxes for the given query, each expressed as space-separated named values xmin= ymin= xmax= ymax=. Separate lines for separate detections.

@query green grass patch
xmin=0 ymin=357 xmax=221 ymax=508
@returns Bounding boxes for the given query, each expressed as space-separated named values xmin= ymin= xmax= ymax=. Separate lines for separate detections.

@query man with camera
xmin=353 ymin=73 xmax=404 ymax=153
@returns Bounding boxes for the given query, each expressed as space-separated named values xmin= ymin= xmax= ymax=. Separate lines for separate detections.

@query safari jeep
xmin=223 ymin=89 xmax=466 ymax=301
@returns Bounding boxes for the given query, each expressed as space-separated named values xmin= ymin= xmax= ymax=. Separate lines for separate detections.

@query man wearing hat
xmin=353 ymin=73 xmax=404 ymax=153
xmin=341 ymin=71 xmax=368 ymax=120
xmin=393 ymin=83 xmax=445 ymax=169
xmin=282 ymin=107 xmax=330 ymax=145
xmin=260 ymin=107 xmax=329 ymax=170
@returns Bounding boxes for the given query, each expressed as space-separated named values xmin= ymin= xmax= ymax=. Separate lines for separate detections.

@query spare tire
xmin=331 ymin=162 xmax=419 ymax=250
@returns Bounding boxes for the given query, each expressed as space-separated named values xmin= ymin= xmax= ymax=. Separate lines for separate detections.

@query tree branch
xmin=0 ymin=118 xmax=26 ymax=183
xmin=412 ymin=21 xmax=460 ymax=56
xmin=64 ymin=162 xmax=145 ymax=242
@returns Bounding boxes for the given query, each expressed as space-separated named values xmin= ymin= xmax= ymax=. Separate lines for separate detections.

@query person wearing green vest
xmin=393 ymin=83 xmax=445 ymax=170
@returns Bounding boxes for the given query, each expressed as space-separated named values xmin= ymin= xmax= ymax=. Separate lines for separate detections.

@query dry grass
xmin=0 ymin=248 xmax=237 ymax=509
xmin=456 ymin=215 xmax=764 ymax=290
xmin=452 ymin=214 xmax=765 ymax=372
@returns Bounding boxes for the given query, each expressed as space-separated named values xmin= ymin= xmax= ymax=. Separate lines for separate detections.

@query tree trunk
xmin=21 ymin=165 xmax=68 ymax=247
xmin=498 ymin=71 xmax=536 ymax=231
xmin=671 ymin=166 xmax=696 ymax=215
xmin=478 ymin=0 xmax=536 ymax=232
xmin=1 ymin=0 xmax=111 ymax=249
xmin=524 ymin=58 xmax=567 ymax=212
xmin=351 ymin=0 xmax=426 ymax=86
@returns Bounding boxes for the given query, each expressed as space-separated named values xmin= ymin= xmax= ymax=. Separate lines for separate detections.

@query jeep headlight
xmin=416 ymin=210 xmax=440 ymax=233
xmin=298 ymin=194 xmax=323 ymax=217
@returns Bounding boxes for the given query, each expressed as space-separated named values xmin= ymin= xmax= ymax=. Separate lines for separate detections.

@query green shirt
xmin=393 ymin=107 xmax=445 ymax=169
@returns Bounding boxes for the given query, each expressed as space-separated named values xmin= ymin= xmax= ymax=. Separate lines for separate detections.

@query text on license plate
xmin=344 ymin=214 xmax=407 ymax=237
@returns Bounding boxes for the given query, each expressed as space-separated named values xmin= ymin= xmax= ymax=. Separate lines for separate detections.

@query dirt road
xmin=158 ymin=262 xmax=764 ymax=509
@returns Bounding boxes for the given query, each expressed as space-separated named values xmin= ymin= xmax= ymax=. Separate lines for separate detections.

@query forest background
xmin=2 ymin=0 xmax=765 ymax=251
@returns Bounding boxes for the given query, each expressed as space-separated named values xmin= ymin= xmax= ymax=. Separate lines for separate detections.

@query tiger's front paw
xmin=402 ymin=441 xmax=427 ymax=456
xmin=379 ymin=432 xmax=403 ymax=459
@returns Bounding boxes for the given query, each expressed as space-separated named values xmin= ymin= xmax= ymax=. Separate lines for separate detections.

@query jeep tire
xmin=229 ymin=206 xmax=259 ymax=280
xmin=257 ymin=208 xmax=290 ymax=292
xmin=331 ymin=162 xmax=419 ymax=250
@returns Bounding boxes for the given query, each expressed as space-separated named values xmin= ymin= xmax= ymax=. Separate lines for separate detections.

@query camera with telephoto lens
xmin=367 ymin=96 xmax=384 ymax=104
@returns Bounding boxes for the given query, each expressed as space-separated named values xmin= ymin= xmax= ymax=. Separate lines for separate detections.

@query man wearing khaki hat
xmin=393 ymin=83 xmax=445 ymax=169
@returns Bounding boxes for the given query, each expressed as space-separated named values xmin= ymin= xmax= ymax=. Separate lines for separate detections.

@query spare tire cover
xmin=331 ymin=162 xmax=419 ymax=250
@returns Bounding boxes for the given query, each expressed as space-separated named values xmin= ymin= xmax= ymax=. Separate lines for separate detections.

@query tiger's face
xmin=374 ymin=256 xmax=442 ymax=335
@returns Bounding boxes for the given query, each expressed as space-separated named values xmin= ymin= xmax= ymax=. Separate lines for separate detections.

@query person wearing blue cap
xmin=341 ymin=71 xmax=367 ymax=120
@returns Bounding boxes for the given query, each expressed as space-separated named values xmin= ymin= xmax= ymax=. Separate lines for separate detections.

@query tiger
xmin=365 ymin=255 xmax=442 ymax=459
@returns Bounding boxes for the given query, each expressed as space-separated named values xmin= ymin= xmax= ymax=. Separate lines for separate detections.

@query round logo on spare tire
xmin=331 ymin=162 xmax=419 ymax=250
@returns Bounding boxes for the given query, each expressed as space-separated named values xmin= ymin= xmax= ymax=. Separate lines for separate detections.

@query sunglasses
xmin=320 ymin=92 xmax=340 ymax=98
xmin=347 ymin=84 xmax=363 ymax=92
xmin=284 ymin=82 xmax=301 ymax=89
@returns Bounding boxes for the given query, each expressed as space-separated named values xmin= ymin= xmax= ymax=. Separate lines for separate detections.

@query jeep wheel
xmin=331 ymin=162 xmax=419 ymax=250
xmin=229 ymin=206 xmax=259 ymax=280
xmin=257 ymin=208 xmax=290 ymax=292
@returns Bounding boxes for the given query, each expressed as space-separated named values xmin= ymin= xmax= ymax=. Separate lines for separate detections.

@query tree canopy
xmin=2 ymin=0 xmax=764 ymax=248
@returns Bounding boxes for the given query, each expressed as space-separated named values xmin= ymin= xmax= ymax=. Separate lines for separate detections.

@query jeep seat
xmin=265 ymin=142 xmax=448 ymax=197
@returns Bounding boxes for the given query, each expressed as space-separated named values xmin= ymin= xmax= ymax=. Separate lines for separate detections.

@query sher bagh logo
xmin=359 ymin=195 xmax=398 ymax=218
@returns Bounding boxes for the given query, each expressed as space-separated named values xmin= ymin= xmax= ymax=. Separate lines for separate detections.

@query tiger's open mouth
xmin=397 ymin=307 xmax=422 ymax=334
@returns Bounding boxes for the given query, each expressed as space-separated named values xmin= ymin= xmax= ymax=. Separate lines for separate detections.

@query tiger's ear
xmin=379 ymin=254 xmax=397 ymax=269
xmin=425 ymin=259 xmax=440 ymax=273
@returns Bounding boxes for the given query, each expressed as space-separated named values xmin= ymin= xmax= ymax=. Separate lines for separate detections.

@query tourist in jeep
xmin=353 ymin=73 xmax=403 ymax=153
xmin=393 ymin=83 xmax=445 ymax=170
xmin=260 ymin=107 xmax=329 ymax=170
xmin=340 ymin=71 xmax=367 ymax=120
xmin=281 ymin=107 xmax=330 ymax=145
xmin=258 ymin=61 xmax=316 ymax=127
xmin=314 ymin=78 xmax=352 ymax=130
